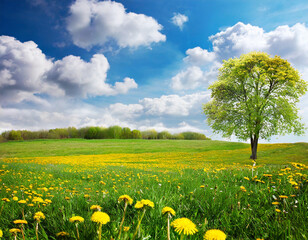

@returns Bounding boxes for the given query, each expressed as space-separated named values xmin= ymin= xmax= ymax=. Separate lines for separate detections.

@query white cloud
xmin=171 ymin=13 xmax=188 ymax=30
xmin=184 ymin=47 xmax=217 ymax=66
xmin=209 ymin=22 xmax=308 ymax=68
xmin=172 ymin=22 xmax=308 ymax=91
xmin=67 ymin=0 xmax=166 ymax=49
xmin=0 ymin=91 xmax=211 ymax=135
xmin=0 ymin=36 xmax=137 ymax=103
xmin=108 ymin=103 xmax=144 ymax=119
xmin=171 ymin=65 xmax=219 ymax=91
xmin=0 ymin=36 xmax=58 ymax=104
xmin=46 ymin=54 xmax=137 ymax=97
xmin=140 ymin=91 xmax=210 ymax=116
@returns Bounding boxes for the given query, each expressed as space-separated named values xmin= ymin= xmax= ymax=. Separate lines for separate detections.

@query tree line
xmin=0 ymin=126 xmax=210 ymax=141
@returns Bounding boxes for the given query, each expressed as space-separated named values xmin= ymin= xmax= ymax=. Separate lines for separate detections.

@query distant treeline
xmin=0 ymin=126 xmax=211 ymax=141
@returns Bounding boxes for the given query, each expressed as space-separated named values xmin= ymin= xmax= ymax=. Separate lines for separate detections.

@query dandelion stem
xmin=35 ymin=222 xmax=39 ymax=240
xmin=98 ymin=223 xmax=102 ymax=240
xmin=21 ymin=224 xmax=26 ymax=240
xmin=118 ymin=200 xmax=128 ymax=240
xmin=167 ymin=213 xmax=171 ymax=240
xmin=76 ymin=223 xmax=80 ymax=240
xmin=132 ymin=208 xmax=146 ymax=240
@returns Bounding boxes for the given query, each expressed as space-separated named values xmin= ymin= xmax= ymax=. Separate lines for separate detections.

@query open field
xmin=0 ymin=139 xmax=307 ymax=239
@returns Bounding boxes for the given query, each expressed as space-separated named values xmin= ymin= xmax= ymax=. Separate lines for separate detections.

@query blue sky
xmin=0 ymin=0 xmax=308 ymax=142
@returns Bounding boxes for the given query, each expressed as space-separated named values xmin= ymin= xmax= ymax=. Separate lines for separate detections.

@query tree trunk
xmin=250 ymin=136 xmax=258 ymax=160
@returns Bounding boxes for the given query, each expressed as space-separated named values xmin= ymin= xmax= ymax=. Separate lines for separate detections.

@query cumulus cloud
xmin=171 ymin=65 xmax=219 ymax=91
xmin=209 ymin=22 xmax=308 ymax=67
xmin=172 ymin=22 xmax=308 ymax=91
xmin=107 ymin=91 xmax=211 ymax=119
xmin=0 ymin=36 xmax=137 ymax=104
xmin=171 ymin=13 xmax=188 ymax=30
xmin=0 ymin=91 xmax=211 ymax=135
xmin=46 ymin=54 xmax=137 ymax=97
xmin=140 ymin=91 xmax=210 ymax=116
xmin=184 ymin=47 xmax=217 ymax=66
xmin=67 ymin=0 xmax=166 ymax=49
xmin=0 ymin=36 xmax=61 ymax=104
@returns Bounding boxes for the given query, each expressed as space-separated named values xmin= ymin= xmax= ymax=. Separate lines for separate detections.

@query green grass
xmin=0 ymin=139 xmax=307 ymax=239
xmin=0 ymin=139 xmax=249 ymax=158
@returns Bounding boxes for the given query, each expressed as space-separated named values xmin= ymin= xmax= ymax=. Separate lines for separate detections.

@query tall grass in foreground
xmin=0 ymin=156 xmax=307 ymax=239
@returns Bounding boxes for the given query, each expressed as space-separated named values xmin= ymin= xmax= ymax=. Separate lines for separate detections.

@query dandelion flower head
xmin=118 ymin=195 xmax=133 ymax=205
xmin=9 ymin=228 xmax=21 ymax=234
xmin=91 ymin=211 xmax=110 ymax=224
xmin=134 ymin=201 xmax=144 ymax=209
xmin=0 ymin=229 xmax=2 ymax=238
xmin=34 ymin=212 xmax=45 ymax=221
xmin=171 ymin=218 xmax=198 ymax=235
xmin=204 ymin=229 xmax=227 ymax=240
xmin=141 ymin=199 xmax=154 ymax=208
xmin=162 ymin=207 xmax=176 ymax=216
xmin=14 ymin=219 xmax=28 ymax=224
xmin=56 ymin=232 xmax=70 ymax=237
xmin=69 ymin=216 xmax=84 ymax=223
xmin=90 ymin=205 xmax=102 ymax=211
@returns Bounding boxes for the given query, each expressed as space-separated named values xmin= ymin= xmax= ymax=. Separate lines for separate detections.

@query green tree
xmin=131 ymin=130 xmax=142 ymax=139
xmin=203 ymin=52 xmax=307 ymax=159
xmin=157 ymin=131 xmax=172 ymax=139
xmin=8 ymin=130 xmax=23 ymax=141
xmin=121 ymin=127 xmax=132 ymax=139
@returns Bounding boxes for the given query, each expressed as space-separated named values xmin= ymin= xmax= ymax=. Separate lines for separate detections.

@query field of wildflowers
xmin=0 ymin=139 xmax=307 ymax=239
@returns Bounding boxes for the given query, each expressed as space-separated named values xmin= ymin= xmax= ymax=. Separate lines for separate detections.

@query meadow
xmin=0 ymin=139 xmax=307 ymax=239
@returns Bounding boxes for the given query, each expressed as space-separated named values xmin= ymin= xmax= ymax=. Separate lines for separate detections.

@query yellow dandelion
xmin=275 ymin=209 xmax=281 ymax=213
xmin=69 ymin=216 xmax=84 ymax=223
xmin=34 ymin=211 xmax=45 ymax=221
xmin=141 ymin=199 xmax=154 ymax=208
xmin=14 ymin=219 xmax=28 ymax=224
xmin=91 ymin=211 xmax=110 ymax=224
xmin=18 ymin=200 xmax=27 ymax=204
xmin=171 ymin=218 xmax=198 ymax=235
xmin=272 ymin=202 xmax=280 ymax=205
xmin=263 ymin=174 xmax=272 ymax=177
xmin=90 ymin=205 xmax=102 ymax=211
xmin=240 ymin=186 xmax=246 ymax=192
xmin=244 ymin=177 xmax=250 ymax=181
xmin=9 ymin=228 xmax=21 ymax=234
xmin=0 ymin=229 xmax=3 ymax=238
xmin=56 ymin=231 xmax=70 ymax=237
xmin=200 ymin=185 xmax=205 ymax=188
xmin=279 ymin=195 xmax=288 ymax=199
xmin=204 ymin=229 xmax=227 ymax=240
xmin=134 ymin=201 xmax=144 ymax=209
xmin=118 ymin=195 xmax=133 ymax=205
xmin=12 ymin=197 xmax=18 ymax=201
xmin=162 ymin=207 xmax=176 ymax=216
xmin=32 ymin=197 xmax=44 ymax=203
xmin=123 ymin=226 xmax=130 ymax=232
xmin=2 ymin=198 xmax=10 ymax=202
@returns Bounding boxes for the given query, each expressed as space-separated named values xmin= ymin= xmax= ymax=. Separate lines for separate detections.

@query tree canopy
xmin=203 ymin=52 xmax=307 ymax=159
